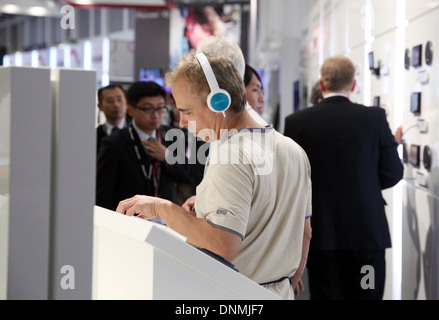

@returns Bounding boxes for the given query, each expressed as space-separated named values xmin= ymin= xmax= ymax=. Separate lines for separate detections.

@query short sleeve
xmin=195 ymin=162 xmax=254 ymax=239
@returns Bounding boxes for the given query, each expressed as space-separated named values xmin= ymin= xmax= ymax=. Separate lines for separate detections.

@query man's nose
xmin=179 ymin=113 xmax=188 ymax=128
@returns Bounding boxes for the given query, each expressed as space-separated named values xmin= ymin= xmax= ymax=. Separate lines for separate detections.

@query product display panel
xmin=409 ymin=145 xmax=420 ymax=168
xmin=412 ymin=44 xmax=423 ymax=67
xmin=425 ymin=41 xmax=433 ymax=66
xmin=410 ymin=92 xmax=421 ymax=115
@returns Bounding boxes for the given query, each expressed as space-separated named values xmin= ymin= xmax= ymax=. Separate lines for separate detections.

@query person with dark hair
xmin=96 ymin=84 xmax=129 ymax=153
xmin=96 ymin=81 xmax=189 ymax=222
xmin=244 ymin=64 xmax=264 ymax=115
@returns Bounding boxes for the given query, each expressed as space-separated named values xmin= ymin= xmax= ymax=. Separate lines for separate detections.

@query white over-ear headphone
xmin=196 ymin=52 xmax=231 ymax=115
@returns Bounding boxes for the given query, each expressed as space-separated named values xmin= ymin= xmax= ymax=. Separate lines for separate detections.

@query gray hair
xmin=165 ymin=50 xmax=246 ymax=114
xmin=196 ymin=36 xmax=246 ymax=79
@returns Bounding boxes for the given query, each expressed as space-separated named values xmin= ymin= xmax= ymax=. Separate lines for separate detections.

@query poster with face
xmin=169 ymin=4 xmax=242 ymax=69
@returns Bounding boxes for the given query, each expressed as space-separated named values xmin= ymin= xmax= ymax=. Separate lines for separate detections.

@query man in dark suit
xmin=96 ymin=84 xmax=130 ymax=153
xmin=284 ymin=56 xmax=403 ymax=300
xmin=96 ymin=81 xmax=189 ymax=222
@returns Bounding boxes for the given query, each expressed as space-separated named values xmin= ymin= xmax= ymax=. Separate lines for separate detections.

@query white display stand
xmin=0 ymin=67 xmax=52 ymax=300
xmin=49 ymin=68 xmax=96 ymax=300
xmin=92 ymin=206 xmax=280 ymax=300
xmin=0 ymin=66 xmax=96 ymax=300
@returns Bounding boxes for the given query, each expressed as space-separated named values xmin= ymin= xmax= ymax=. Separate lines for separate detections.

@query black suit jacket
xmin=284 ymin=96 xmax=403 ymax=251
xmin=96 ymin=125 xmax=108 ymax=154
xmin=96 ymin=123 xmax=189 ymax=211
xmin=96 ymin=116 xmax=131 ymax=154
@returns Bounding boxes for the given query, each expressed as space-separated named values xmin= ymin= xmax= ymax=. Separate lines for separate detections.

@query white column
xmin=0 ymin=67 xmax=52 ymax=299
xmin=49 ymin=68 xmax=96 ymax=299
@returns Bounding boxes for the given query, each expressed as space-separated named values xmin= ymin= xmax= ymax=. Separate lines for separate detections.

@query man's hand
xmin=143 ymin=139 xmax=167 ymax=161
xmin=182 ymin=195 xmax=197 ymax=216
xmin=116 ymin=194 xmax=170 ymax=220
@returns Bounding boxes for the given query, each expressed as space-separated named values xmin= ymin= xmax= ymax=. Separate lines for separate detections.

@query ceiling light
xmin=2 ymin=4 xmax=20 ymax=14
xmin=28 ymin=6 xmax=48 ymax=16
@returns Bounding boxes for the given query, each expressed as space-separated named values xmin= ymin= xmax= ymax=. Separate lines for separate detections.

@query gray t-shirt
xmin=195 ymin=127 xmax=312 ymax=299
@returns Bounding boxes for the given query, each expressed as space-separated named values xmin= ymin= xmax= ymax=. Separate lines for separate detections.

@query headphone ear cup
xmin=207 ymin=89 xmax=231 ymax=113
xmin=196 ymin=52 xmax=231 ymax=114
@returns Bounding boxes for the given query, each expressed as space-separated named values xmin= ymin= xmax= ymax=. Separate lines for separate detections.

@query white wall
xmin=257 ymin=0 xmax=426 ymax=300
xmin=259 ymin=0 xmax=439 ymax=300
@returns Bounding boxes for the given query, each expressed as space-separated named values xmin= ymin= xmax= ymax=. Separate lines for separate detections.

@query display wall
xmin=400 ymin=0 xmax=439 ymax=300
xmin=297 ymin=0 xmax=439 ymax=300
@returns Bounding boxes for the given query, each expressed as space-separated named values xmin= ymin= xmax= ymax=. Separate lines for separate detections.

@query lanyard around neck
xmin=128 ymin=125 xmax=162 ymax=196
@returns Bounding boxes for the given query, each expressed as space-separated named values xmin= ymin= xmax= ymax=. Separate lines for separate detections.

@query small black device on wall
xmin=402 ymin=142 xmax=408 ymax=163
xmin=373 ymin=96 xmax=380 ymax=107
xmin=409 ymin=145 xmax=421 ymax=168
xmin=423 ymin=145 xmax=432 ymax=171
xmin=368 ymin=52 xmax=380 ymax=77
xmin=412 ymin=44 xmax=423 ymax=68
xmin=405 ymin=48 xmax=411 ymax=70
xmin=425 ymin=41 xmax=433 ymax=66
xmin=410 ymin=92 xmax=421 ymax=115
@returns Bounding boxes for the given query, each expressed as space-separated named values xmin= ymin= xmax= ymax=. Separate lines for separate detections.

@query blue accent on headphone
xmin=210 ymin=92 xmax=230 ymax=112
xmin=196 ymin=52 xmax=231 ymax=115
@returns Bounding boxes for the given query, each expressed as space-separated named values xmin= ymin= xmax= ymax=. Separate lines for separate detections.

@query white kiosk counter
xmin=92 ymin=206 xmax=280 ymax=300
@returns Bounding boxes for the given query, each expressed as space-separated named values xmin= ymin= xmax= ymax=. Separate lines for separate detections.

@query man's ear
xmin=127 ymin=105 xmax=134 ymax=117
xmin=319 ymin=80 xmax=325 ymax=92
xmin=351 ymin=80 xmax=356 ymax=92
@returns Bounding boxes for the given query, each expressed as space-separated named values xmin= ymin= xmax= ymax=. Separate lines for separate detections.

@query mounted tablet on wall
xmin=412 ymin=44 xmax=422 ymax=67
xmin=409 ymin=145 xmax=421 ymax=168
xmin=411 ymin=92 xmax=421 ymax=115
xmin=425 ymin=41 xmax=433 ymax=66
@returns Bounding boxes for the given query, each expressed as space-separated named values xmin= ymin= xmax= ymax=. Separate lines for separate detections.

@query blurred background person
xmin=244 ymin=64 xmax=264 ymax=115
xmin=96 ymin=84 xmax=129 ymax=153
xmin=284 ymin=56 xmax=403 ymax=300
xmin=96 ymin=81 xmax=189 ymax=222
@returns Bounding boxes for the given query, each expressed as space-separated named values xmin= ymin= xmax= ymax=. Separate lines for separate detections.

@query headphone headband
xmin=196 ymin=53 xmax=220 ymax=91
xmin=196 ymin=52 xmax=231 ymax=114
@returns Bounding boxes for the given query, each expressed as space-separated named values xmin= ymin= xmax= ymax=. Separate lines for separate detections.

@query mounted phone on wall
xmin=423 ymin=145 xmax=432 ymax=171
xmin=425 ymin=41 xmax=433 ymax=66
xmin=405 ymin=48 xmax=411 ymax=70
xmin=412 ymin=44 xmax=422 ymax=68
xmin=368 ymin=52 xmax=380 ymax=77
xmin=373 ymin=96 xmax=381 ymax=108
xmin=411 ymin=92 xmax=421 ymax=115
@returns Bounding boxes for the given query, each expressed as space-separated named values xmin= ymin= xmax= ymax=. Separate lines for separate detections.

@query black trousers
xmin=307 ymin=249 xmax=386 ymax=300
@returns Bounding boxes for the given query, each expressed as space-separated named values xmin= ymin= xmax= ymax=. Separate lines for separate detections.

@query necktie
xmin=111 ymin=126 xmax=119 ymax=134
